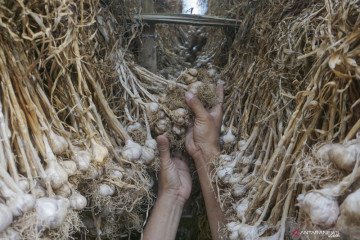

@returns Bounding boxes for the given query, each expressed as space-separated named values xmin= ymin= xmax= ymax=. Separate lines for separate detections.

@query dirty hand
xmin=157 ymin=135 xmax=192 ymax=206
xmin=185 ymin=84 xmax=224 ymax=163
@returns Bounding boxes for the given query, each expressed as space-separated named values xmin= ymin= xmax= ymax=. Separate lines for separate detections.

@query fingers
xmin=157 ymin=135 xmax=172 ymax=168
xmin=210 ymin=84 xmax=224 ymax=125
xmin=185 ymin=92 xmax=208 ymax=121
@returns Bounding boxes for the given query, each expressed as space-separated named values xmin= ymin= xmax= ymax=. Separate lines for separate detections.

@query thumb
xmin=157 ymin=135 xmax=172 ymax=168
xmin=185 ymin=92 xmax=208 ymax=120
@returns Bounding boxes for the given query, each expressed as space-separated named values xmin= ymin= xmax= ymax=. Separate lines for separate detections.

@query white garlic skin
xmin=0 ymin=203 xmax=13 ymax=232
xmin=172 ymin=125 xmax=185 ymax=135
xmin=73 ymin=150 xmax=91 ymax=171
xmin=237 ymin=140 xmax=247 ymax=150
xmin=70 ymin=193 xmax=87 ymax=210
xmin=207 ymin=68 xmax=217 ymax=77
xmin=60 ymin=160 xmax=77 ymax=176
xmin=98 ymin=184 xmax=115 ymax=196
xmin=121 ymin=139 xmax=142 ymax=161
xmin=217 ymin=166 xmax=233 ymax=180
xmin=298 ymin=192 xmax=339 ymax=227
xmin=7 ymin=193 xmax=35 ymax=217
xmin=49 ymin=131 xmax=68 ymax=155
xmin=91 ymin=139 xmax=108 ymax=163
xmin=337 ymin=188 xmax=360 ymax=227
xmin=36 ymin=197 xmax=69 ymax=229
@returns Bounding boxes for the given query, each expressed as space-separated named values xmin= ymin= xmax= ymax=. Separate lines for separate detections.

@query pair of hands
xmin=157 ymin=84 xmax=224 ymax=206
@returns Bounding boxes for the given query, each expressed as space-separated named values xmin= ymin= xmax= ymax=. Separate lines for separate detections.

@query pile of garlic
xmin=298 ymin=139 xmax=360 ymax=228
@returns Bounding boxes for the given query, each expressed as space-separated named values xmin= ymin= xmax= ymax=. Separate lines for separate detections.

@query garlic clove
xmin=145 ymin=139 xmax=157 ymax=150
xmin=36 ymin=197 xmax=69 ymax=229
xmin=223 ymin=130 xmax=236 ymax=144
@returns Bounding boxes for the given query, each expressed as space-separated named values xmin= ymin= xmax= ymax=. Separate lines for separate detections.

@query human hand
xmin=157 ymin=135 xmax=192 ymax=206
xmin=184 ymin=84 xmax=224 ymax=163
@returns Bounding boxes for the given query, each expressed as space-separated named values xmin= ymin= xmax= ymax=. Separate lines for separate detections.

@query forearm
xmin=194 ymin=152 xmax=224 ymax=240
xmin=143 ymin=194 xmax=184 ymax=240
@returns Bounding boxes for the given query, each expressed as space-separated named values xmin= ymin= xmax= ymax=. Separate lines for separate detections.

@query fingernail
xmin=185 ymin=92 xmax=194 ymax=101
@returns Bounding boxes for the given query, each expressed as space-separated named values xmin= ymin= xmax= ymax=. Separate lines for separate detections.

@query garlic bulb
xmin=172 ymin=125 xmax=185 ymax=135
xmin=126 ymin=122 xmax=142 ymax=132
xmin=223 ymin=129 xmax=236 ymax=144
xmin=298 ymin=192 xmax=339 ymax=227
xmin=121 ymin=139 xmax=142 ymax=161
xmin=317 ymin=143 xmax=360 ymax=171
xmin=183 ymin=73 xmax=197 ymax=84
xmin=145 ymin=138 xmax=157 ymax=150
xmin=73 ymin=150 xmax=91 ymax=171
xmin=49 ymin=130 xmax=68 ymax=155
xmin=109 ymin=170 xmax=123 ymax=180
xmin=70 ymin=192 xmax=87 ymax=210
xmin=337 ymin=188 xmax=360 ymax=227
xmin=155 ymin=119 xmax=170 ymax=134
xmin=98 ymin=184 xmax=115 ymax=196
xmin=36 ymin=197 xmax=69 ymax=229
xmin=0 ymin=180 xmax=35 ymax=217
xmin=236 ymin=199 xmax=249 ymax=219
xmin=60 ymin=160 xmax=77 ymax=176
xmin=217 ymin=166 xmax=233 ymax=180
xmin=167 ymin=81 xmax=176 ymax=92
xmin=55 ymin=183 xmax=71 ymax=197
xmin=232 ymin=184 xmax=247 ymax=197
xmin=171 ymin=108 xmax=187 ymax=125
xmin=237 ymin=140 xmax=247 ymax=150
xmin=140 ymin=147 xmax=155 ymax=165
xmin=43 ymin=135 xmax=68 ymax=189
xmin=145 ymin=102 xmax=159 ymax=115
xmin=207 ymin=68 xmax=217 ymax=77
xmin=0 ymin=203 xmax=13 ymax=232
xmin=45 ymin=160 xmax=68 ymax=189
xmin=91 ymin=139 xmax=108 ymax=163
xmin=187 ymin=81 xmax=203 ymax=95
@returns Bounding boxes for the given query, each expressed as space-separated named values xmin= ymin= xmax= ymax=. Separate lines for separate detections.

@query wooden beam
xmin=138 ymin=0 xmax=157 ymax=73
xmin=134 ymin=13 xmax=240 ymax=28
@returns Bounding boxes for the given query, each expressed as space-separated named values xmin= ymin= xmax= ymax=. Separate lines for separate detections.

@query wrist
xmin=158 ymin=191 xmax=187 ymax=207
xmin=192 ymin=147 xmax=220 ymax=166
